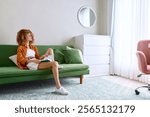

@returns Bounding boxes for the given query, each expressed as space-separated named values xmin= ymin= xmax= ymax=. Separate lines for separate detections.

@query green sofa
xmin=0 ymin=45 xmax=89 ymax=85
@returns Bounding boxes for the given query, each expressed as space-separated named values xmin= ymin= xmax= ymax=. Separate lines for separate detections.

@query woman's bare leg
xmin=38 ymin=61 xmax=61 ymax=89
xmin=44 ymin=48 xmax=53 ymax=55
xmin=40 ymin=48 xmax=54 ymax=60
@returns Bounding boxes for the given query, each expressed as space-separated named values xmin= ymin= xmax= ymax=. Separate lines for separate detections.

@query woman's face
xmin=26 ymin=33 xmax=33 ymax=42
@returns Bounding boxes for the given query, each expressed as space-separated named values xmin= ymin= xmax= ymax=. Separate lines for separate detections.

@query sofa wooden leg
xmin=80 ymin=75 xmax=83 ymax=84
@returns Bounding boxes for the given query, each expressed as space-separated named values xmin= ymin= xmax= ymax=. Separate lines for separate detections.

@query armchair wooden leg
xmin=80 ymin=75 xmax=83 ymax=84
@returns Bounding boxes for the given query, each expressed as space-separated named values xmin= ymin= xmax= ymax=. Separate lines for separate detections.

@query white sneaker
xmin=55 ymin=87 xmax=69 ymax=95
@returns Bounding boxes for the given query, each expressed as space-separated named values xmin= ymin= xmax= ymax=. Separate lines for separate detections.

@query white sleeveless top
xmin=26 ymin=48 xmax=35 ymax=58
xmin=26 ymin=48 xmax=38 ymax=70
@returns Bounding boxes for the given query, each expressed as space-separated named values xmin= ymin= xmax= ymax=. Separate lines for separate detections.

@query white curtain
xmin=111 ymin=0 xmax=150 ymax=83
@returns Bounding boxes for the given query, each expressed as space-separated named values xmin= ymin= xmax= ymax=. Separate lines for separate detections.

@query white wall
xmin=0 ymin=0 xmax=101 ymax=45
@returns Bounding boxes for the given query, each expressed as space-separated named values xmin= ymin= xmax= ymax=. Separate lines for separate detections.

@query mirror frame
xmin=77 ymin=6 xmax=96 ymax=28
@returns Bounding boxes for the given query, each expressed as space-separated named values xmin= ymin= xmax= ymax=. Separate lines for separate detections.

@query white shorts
xmin=27 ymin=62 xmax=39 ymax=70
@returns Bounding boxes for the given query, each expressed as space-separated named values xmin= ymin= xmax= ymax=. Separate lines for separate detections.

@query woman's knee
xmin=48 ymin=48 xmax=54 ymax=54
xmin=51 ymin=61 xmax=58 ymax=67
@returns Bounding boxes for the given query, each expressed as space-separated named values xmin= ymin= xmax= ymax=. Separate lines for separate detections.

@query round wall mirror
xmin=77 ymin=6 xmax=96 ymax=28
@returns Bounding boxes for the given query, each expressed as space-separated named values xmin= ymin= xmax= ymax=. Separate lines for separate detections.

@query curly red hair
xmin=16 ymin=29 xmax=34 ymax=45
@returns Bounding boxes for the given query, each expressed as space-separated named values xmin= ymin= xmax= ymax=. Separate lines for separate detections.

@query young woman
xmin=16 ymin=29 xmax=68 ymax=95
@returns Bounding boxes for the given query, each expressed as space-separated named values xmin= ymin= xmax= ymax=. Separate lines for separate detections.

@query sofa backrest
xmin=0 ymin=45 xmax=18 ymax=67
xmin=0 ymin=45 xmax=69 ymax=67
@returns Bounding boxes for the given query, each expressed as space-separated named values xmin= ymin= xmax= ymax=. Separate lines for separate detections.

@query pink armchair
xmin=135 ymin=40 xmax=150 ymax=95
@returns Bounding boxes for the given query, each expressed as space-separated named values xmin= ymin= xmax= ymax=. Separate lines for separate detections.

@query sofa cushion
xmin=0 ymin=67 xmax=50 ymax=78
xmin=54 ymin=49 xmax=65 ymax=64
xmin=63 ymin=49 xmax=83 ymax=64
xmin=0 ymin=45 xmax=18 ymax=67
xmin=59 ymin=64 xmax=88 ymax=72
xmin=0 ymin=64 xmax=89 ymax=78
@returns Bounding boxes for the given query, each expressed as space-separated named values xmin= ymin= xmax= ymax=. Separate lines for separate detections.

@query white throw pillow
xmin=9 ymin=54 xmax=18 ymax=66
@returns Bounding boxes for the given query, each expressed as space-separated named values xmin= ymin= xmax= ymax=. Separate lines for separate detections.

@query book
xmin=40 ymin=55 xmax=53 ymax=62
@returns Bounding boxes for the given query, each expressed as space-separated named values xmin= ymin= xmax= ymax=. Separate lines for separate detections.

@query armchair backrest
xmin=137 ymin=40 xmax=150 ymax=65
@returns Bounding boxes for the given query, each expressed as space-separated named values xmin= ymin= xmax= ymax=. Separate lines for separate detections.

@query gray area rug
xmin=0 ymin=76 xmax=150 ymax=100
